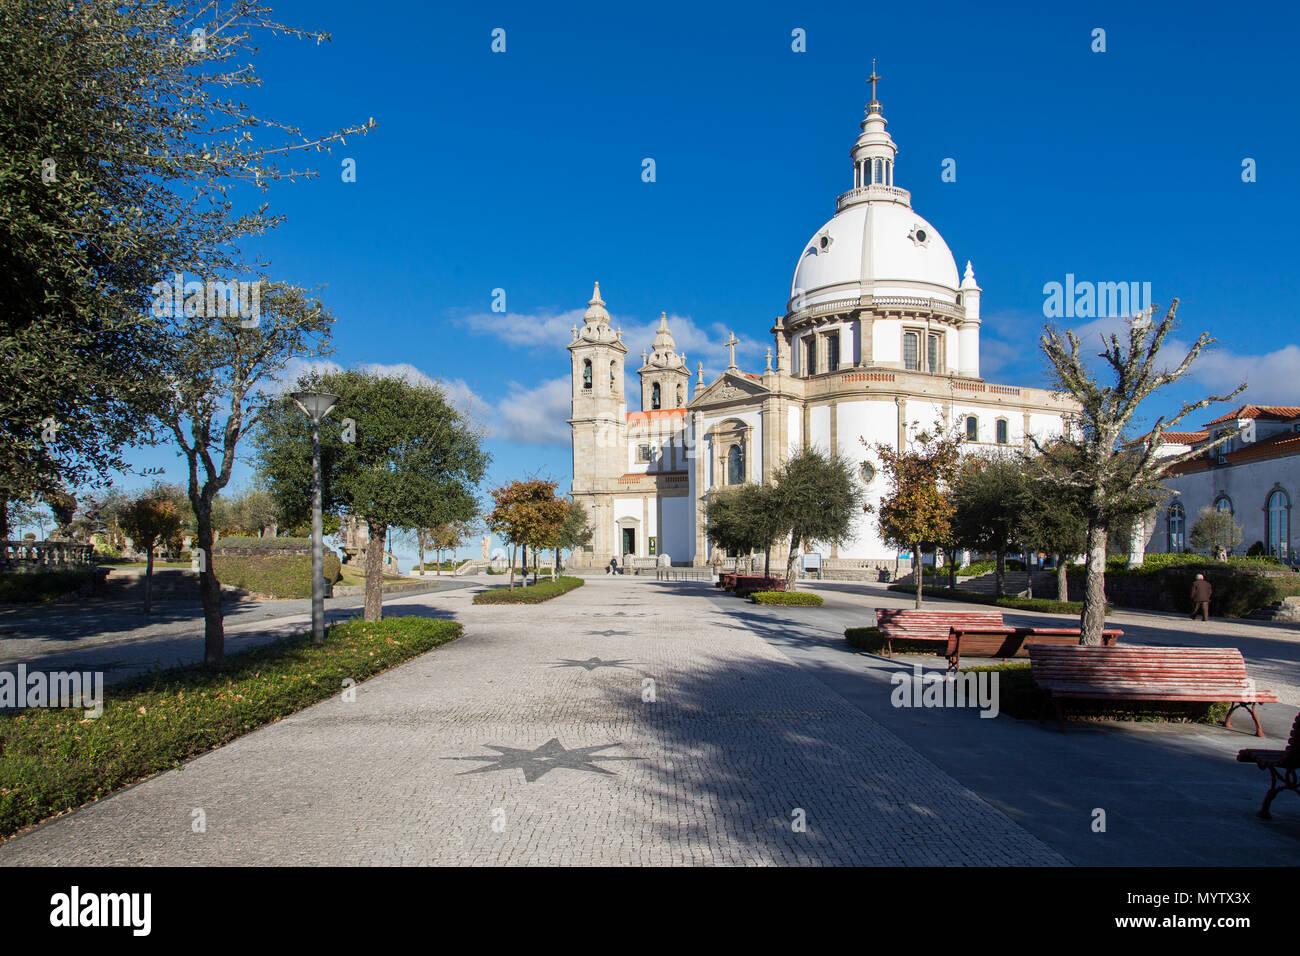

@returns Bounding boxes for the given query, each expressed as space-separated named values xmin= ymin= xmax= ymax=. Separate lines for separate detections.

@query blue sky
xmin=99 ymin=0 xmax=1299 ymax=563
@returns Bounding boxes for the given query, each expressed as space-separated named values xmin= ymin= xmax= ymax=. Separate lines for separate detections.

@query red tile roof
xmin=1202 ymin=405 xmax=1300 ymax=426
xmin=626 ymin=408 xmax=689 ymax=423
xmin=1160 ymin=431 xmax=1209 ymax=444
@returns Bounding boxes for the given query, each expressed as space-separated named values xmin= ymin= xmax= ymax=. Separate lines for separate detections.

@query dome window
xmin=908 ymin=225 xmax=929 ymax=246
xmin=814 ymin=231 xmax=834 ymax=253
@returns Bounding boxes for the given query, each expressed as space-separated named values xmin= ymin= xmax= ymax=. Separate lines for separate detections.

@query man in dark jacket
xmin=1190 ymin=573 xmax=1212 ymax=620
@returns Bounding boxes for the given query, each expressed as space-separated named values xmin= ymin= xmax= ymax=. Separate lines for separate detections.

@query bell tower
xmin=638 ymin=312 xmax=691 ymax=411
xmin=567 ymin=282 xmax=627 ymax=566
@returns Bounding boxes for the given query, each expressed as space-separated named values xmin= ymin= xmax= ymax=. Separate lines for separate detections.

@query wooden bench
xmin=1238 ymin=711 xmax=1300 ymax=818
xmin=945 ymin=626 xmax=1123 ymax=672
xmin=874 ymin=608 xmax=1006 ymax=658
xmin=1028 ymin=645 xmax=1279 ymax=736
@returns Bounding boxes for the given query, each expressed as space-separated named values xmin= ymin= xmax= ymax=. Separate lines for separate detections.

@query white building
xmin=1145 ymin=404 xmax=1299 ymax=560
xmin=568 ymin=81 xmax=1076 ymax=570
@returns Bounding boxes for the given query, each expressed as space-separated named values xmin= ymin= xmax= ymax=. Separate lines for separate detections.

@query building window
xmin=965 ymin=416 xmax=978 ymax=442
xmin=903 ymin=331 xmax=919 ymax=371
xmin=726 ymin=444 xmax=744 ymax=485
xmin=1168 ymin=502 xmax=1186 ymax=553
xmin=826 ymin=332 xmax=840 ymax=372
xmin=582 ymin=359 xmax=592 ymax=389
xmin=676 ymin=384 xmax=684 ymax=406
xmin=1267 ymin=488 xmax=1290 ymax=558
xmin=1215 ymin=495 xmax=1233 ymax=515
xmin=995 ymin=418 xmax=1008 ymax=445
xmin=637 ymin=444 xmax=651 ymax=463
xmin=873 ymin=158 xmax=882 ymax=183
xmin=610 ymin=360 xmax=618 ymax=391
xmin=805 ymin=336 xmax=816 ymax=376
xmin=651 ymin=382 xmax=661 ymax=410
xmin=927 ymin=333 xmax=941 ymax=372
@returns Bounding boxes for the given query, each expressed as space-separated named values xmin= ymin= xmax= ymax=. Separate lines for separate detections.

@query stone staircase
xmin=1245 ymin=597 xmax=1300 ymax=623
xmin=941 ymin=570 xmax=1056 ymax=598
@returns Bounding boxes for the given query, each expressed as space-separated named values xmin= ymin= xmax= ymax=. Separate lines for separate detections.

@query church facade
xmin=567 ymin=83 xmax=1076 ymax=570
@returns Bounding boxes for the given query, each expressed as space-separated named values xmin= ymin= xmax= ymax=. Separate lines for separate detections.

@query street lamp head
xmin=290 ymin=390 xmax=340 ymax=424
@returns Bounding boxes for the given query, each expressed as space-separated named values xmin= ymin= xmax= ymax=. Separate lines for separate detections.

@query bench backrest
xmin=1028 ymin=645 xmax=1251 ymax=689
xmin=875 ymin=608 xmax=1005 ymax=639
xmin=1281 ymin=711 xmax=1300 ymax=768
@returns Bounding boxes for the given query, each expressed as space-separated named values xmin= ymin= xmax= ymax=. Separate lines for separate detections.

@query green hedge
xmin=751 ymin=590 xmax=823 ymax=606
xmin=887 ymin=583 xmax=1086 ymax=615
xmin=1062 ymin=557 xmax=1300 ymax=617
xmin=0 ymin=568 xmax=104 ymax=604
xmin=844 ymin=625 xmax=943 ymax=655
xmin=213 ymin=551 xmax=342 ymax=599
xmin=214 ymin=536 xmax=312 ymax=551
xmin=472 ymin=575 xmax=584 ymax=604
xmin=0 ymin=615 xmax=462 ymax=839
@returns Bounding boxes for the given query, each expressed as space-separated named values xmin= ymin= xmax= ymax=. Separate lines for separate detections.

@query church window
xmin=651 ymin=382 xmax=661 ymax=409
xmin=805 ymin=336 xmax=816 ymax=376
xmin=676 ymin=384 xmax=684 ymax=406
xmin=873 ymin=158 xmax=882 ymax=183
xmin=995 ymin=418 xmax=1008 ymax=445
xmin=965 ymin=416 xmax=978 ymax=441
xmin=610 ymin=360 xmax=618 ymax=391
xmin=582 ymin=359 xmax=592 ymax=389
xmin=903 ymin=331 xmax=919 ymax=371
xmin=726 ymin=444 xmax=744 ymax=485
xmin=1267 ymin=488 xmax=1290 ymax=558
xmin=826 ymin=332 xmax=840 ymax=371
xmin=1167 ymin=502 xmax=1186 ymax=553
xmin=926 ymin=333 xmax=941 ymax=372
xmin=1215 ymin=495 xmax=1233 ymax=515
xmin=637 ymin=444 xmax=651 ymax=463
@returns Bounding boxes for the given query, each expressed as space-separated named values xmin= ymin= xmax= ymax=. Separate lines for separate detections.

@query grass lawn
xmin=0 ymin=615 xmax=461 ymax=840
xmin=472 ymin=575 xmax=584 ymax=604
xmin=337 ymin=566 xmax=410 ymax=587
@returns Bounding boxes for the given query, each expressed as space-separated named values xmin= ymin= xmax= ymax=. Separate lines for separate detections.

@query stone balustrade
xmin=2 ymin=540 xmax=97 ymax=571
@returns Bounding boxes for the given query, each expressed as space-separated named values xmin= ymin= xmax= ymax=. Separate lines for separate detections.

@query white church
xmin=567 ymin=79 xmax=1076 ymax=572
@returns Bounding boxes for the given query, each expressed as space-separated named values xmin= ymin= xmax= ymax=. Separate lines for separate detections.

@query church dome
xmin=791 ymin=202 xmax=960 ymax=309
xmin=788 ymin=78 xmax=960 ymax=311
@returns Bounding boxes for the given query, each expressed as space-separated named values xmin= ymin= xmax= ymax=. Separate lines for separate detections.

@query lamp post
xmin=290 ymin=390 xmax=340 ymax=643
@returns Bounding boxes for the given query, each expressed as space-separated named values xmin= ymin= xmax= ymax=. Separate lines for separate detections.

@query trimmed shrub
xmin=472 ymin=575 xmax=584 ymax=604
xmin=844 ymin=625 xmax=941 ymax=655
xmin=0 ymin=615 xmax=462 ymax=839
xmin=0 ymin=568 xmax=105 ymax=604
xmin=751 ymin=590 xmax=823 ymax=606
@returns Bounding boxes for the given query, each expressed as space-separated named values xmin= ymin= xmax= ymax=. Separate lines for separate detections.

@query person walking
xmin=608 ymin=556 xmax=619 ymax=576
xmin=1190 ymin=573 xmax=1212 ymax=621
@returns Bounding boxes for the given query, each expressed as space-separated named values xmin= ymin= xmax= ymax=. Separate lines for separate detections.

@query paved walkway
xmin=0 ymin=578 xmax=1065 ymax=865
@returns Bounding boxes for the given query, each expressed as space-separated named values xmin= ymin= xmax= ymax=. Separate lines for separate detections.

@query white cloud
xmin=460 ymin=308 xmax=768 ymax=373
xmin=494 ymin=376 xmax=574 ymax=446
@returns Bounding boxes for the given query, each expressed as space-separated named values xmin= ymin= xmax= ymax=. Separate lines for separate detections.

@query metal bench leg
xmin=1226 ymin=702 xmax=1266 ymax=738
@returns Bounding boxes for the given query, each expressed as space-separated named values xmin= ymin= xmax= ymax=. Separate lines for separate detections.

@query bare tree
xmin=1038 ymin=300 xmax=1245 ymax=644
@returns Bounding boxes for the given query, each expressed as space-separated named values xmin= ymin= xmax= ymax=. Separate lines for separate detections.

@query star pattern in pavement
xmin=551 ymin=657 xmax=636 ymax=671
xmin=447 ymin=738 xmax=642 ymax=783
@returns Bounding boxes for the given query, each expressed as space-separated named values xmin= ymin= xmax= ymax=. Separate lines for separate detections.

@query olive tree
xmin=1039 ymin=301 xmax=1244 ymax=643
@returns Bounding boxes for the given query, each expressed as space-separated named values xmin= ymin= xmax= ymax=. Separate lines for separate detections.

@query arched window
xmin=873 ymin=158 xmax=882 ymax=183
xmin=610 ymin=360 xmax=617 ymax=391
xmin=965 ymin=416 xmax=978 ymax=441
xmin=726 ymin=444 xmax=744 ymax=485
xmin=1167 ymin=502 xmax=1186 ymax=553
xmin=651 ymin=382 xmax=661 ymax=410
xmin=1267 ymin=488 xmax=1290 ymax=558
xmin=582 ymin=359 xmax=592 ymax=390
xmin=1214 ymin=495 xmax=1233 ymax=515
xmin=676 ymin=384 xmax=684 ymax=406
xmin=996 ymin=419 xmax=1008 ymax=445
